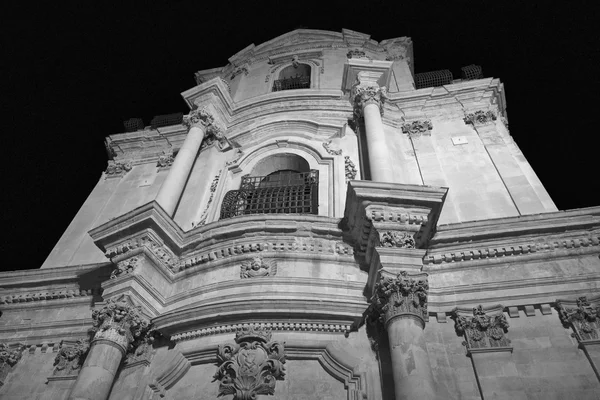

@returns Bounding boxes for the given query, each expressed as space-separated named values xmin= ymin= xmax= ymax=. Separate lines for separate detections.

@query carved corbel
xmin=452 ymin=305 xmax=512 ymax=354
xmin=213 ymin=325 xmax=286 ymax=399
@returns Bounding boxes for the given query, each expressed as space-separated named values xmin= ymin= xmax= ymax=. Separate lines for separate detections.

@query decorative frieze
xmin=379 ymin=231 xmax=416 ymax=249
xmin=344 ymin=156 xmax=357 ymax=182
xmin=0 ymin=288 xmax=96 ymax=304
xmin=213 ymin=325 xmax=286 ymax=399
xmin=173 ymin=322 xmax=351 ymax=342
xmin=351 ymin=85 xmax=388 ymax=118
xmin=371 ymin=271 xmax=429 ymax=327
xmin=105 ymin=160 xmax=132 ymax=178
xmin=90 ymin=299 xmax=151 ymax=354
xmin=0 ymin=343 xmax=24 ymax=385
xmin=240 ymin=257 xmax=277 ymax=278
xmin=322 ymin=140 xmax=342 ymax=155
xmin=401 ymin=120 xmax=433 ymax=137
xmin=463 ymin=110 xmax=497 ymax=126
xmin=558 ymin=296 xmax=600 ymax=342
xmin=110 ymin=257 xmax=139 ymax=279
xmin=53 ymin=340 xmax=89 ymax=377
xmin=453 ymin=305 xmax=511 ymax=351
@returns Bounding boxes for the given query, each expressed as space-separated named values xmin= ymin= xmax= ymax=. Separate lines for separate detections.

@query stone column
xmin=155 ymin=107 xmax=220 ymax=216
xmin=351 ymin=82 xmax=393 ymax=182
xmin=372 ymin=271 xmax=437 ymax=400
xmin=68 ymin=299 xmax=150 ymax=400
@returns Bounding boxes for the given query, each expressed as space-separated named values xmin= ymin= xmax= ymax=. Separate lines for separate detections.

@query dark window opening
xmin=272 ymin=64 xmax=311 ymax=92
xmin=220 ymin=170 xmax=319 ymax=219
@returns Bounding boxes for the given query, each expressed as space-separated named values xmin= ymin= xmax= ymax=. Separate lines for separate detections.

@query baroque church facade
xmin=1 ymin=29 xmax=600 ymax=400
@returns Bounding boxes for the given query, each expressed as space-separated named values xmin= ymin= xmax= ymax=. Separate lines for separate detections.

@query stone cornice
xmin=424 ymin=207 xmax=600 ymax=266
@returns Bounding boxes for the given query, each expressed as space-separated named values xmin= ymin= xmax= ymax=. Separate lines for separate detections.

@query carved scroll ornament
xmin=213 ymin=325 xmax=286 ymax=399
xmin=453 ymin=305 xmax=511 ymax=350
xmin=371 ymin=271 xmax=429 ymax=327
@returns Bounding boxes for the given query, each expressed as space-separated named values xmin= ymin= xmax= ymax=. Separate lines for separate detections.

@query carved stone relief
xmin=240 ymin=257 xmax=277 ymax=278
xmin=371 ymin=271 xmax=429 ymax=326
xmin=125 ymin=330 xmax=156 ymax=366
xmin=351 ymin=85 xmax=388 ymax=118
xmin=110 ymin=257 xmax=139 ymax=279
xmin=90 ymin=299 xmax=151 ymax=353
xmin=213 ymin=325 xmax=286 ymax=399
xmin=192 ymin=170 xmax=222 ymax=228
xmin=453 ymin=305 xmax=511 ymax=351
xmin=558 ymin=296 xmax=600 ymax=342
xmin=105 ymin=160 xmax=132 ymax=177
xmin=156 ymin=150 xmax=174 ymax=168
xmin=0 ymin=343 xmax=24 ymax=385
xmin=322 ymin=140 xmax=342 ymax=155
xmin=379 ymin=231 xmax=416 ymax=249
xmin=53 ymin=340 xmax=89 ymax=376
xmin=463 ymin=110 xmax=497 ymax=126
xmin=346 ymin=49 xmax=369 ymax=59
xmin=344 ymin=156 xmax=357 ymax=182
xmin=401 ymin=120 xmax=433 ymax=137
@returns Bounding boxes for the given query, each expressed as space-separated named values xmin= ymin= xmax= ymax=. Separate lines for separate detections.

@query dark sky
xmin=2 ymin=2 xmax=598 ymax=271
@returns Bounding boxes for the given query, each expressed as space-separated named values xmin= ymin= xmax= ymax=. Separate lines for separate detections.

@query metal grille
xmin=272 ymin=75 xmax=311 ymax=91
xmin=123 ymin=118 xmax=144 ymax=132
xmin=220 ymin=170 xmax=318 ymax=219
xmin=150 ymin=112 xmax=184 ymax=129
xmin=461 ymin=64 xmax=483 ymax=80
xmin=414 ymin=69 xmax=454 ymax=89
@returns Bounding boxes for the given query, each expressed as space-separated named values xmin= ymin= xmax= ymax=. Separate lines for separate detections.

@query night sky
xmin=3 ymin=2 xmax=598 ymax=272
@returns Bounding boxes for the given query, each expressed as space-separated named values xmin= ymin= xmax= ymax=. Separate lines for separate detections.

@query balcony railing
xmin=272 ymin=75 xmax=311 ymax=91
xmin=220 ymin=170 xmax=319 ymax=219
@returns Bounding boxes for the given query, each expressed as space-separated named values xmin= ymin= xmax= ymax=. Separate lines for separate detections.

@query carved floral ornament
xmin=558 ymin=296 xmax=600 ymax=342
xmin=463 ymin=110 xmax=497 ymax=126
xmin=240 ymin=257 xmax=277 ymax=278
xmin=105 ymin=160 xmax=132 ymax=177
xmin=345 ymin=156 xmax=357 ymax=182
xmin=0 ymin=343 xmax=25 ymax=383
xmin=371 ymin=271 xmax=429 ymax=327
xmin=453 ymin=305 xmax=511 ymax=351
xmin=351 ymin=85 xmax=388 ymax=118
xmin=213 ymin=325 xmax=286 ymax=399
xmin=379 ymin=231 xmax=416 ymax=249
xmin=53 ymin=340 xmax=89 ymax=376
xmin=156 ymin=150 xmax=174 ymax=168
xmin=90 ymin=299 xmax=152 ymax=353
xmin=401 ymin=120 xmax=433 ymax=137
xmin=110 ymin=257 xmax=139 ymax=279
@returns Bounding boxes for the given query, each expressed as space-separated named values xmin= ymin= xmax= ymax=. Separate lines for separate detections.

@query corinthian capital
xmin=183 ymin=107 xmax=222 ymax=135
xmin=371 ymin=271 xmax=429 ymax=328
xmin=351 ymin=85 xmax=388 ymax=118
xmin=90 ymin=299 xmax=151 ymax=354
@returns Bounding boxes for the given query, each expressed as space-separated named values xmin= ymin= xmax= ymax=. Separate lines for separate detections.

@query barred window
xmin=272 ymin=64 xmax=311 ymax=92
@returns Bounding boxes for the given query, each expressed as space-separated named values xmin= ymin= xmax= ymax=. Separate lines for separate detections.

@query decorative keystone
xmin=453 ymin=305 xmax=511 ymax=352
xmin=371 ymin=271 xmax=429 ymax=328
xmin=240 ymin=257 xmax=277 ymax=278
xmin=558 ymin=296 xmax=600 ymax=343
xmin=213 ymin=325 xmax=286 ymax=399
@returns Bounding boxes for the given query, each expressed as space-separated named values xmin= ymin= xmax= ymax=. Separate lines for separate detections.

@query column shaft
xmin=68 ymin=341 xmax=123 ymax=400
xmin=362 ymin=103 xmax=394 ymax=182
xmin=155 ymin=125 xmax=205 ymax=216
xmin=387 ymin=316 xmax=437 ymax=400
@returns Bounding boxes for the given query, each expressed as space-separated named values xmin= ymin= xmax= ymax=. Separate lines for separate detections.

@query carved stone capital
xmin=463 ymin=110 xmax=497 ymax=126
xmin=213 ymin=325 xmax=286 ymax=399
xmin=401 ymin=120 xmax=433 ymax=137
xmin=182 ymin=107 xmax=221 ymax=134
xmin=110 ymin=257 xmax=139 ymax=280
xmin=379 ymin=231 xmax=416 ymax=249
xmin=105 ymin=160 xmax=132 ymax=177
xmin=558 ymin=296 xmax=600 ymax=343
xmin=53 ymin=340 xmax=89 ymax=377
xmin=240 ymin=257 xmax=277 ymax=278
xmin=156 ymin=150 xmax=174 ymax=168
xmin=371 ymin=271 xmax=429 ymax=328
xmin=90 ymin=299 xmax=151 ymax=354
xmin=0 ymin=343 xmax=25 ymax=385
xmin=351 ymin=85 xmax=388 ymax=118
xmin=453 ymin=305 xmax=511 ymax=352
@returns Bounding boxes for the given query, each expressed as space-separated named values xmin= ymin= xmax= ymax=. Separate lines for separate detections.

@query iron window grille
xmin=220 ymin=170 xmax=319 ymax=219
xmin=272 ymin=75 xmax=311 ymax=91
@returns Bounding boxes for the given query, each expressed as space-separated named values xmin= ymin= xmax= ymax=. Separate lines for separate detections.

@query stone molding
xmin=557 ymin=295 xmax=600 ymax=343
xmin=453 ymin=305 xmax=512 ymax=353
xmin=171 ymin=321 xmax=352 ymax=343
xmin=463 ymin=110 xmax=497 ymax=126
xmin=401 ymin=120 xmax=433 ymax=137
xmin=240 ymin=256 xmax=277 ymax=278
xmin=370 ymin=271 xmax=429 ymax=328
xmin=90 ymin=299 xmax=151 ymax=354
xmin=0 ymin=288 xmax=98 ymax=305
xmin=351 ymin=85 xmax=388 ymax=118
xmin=213 ymin=325 xmax=286 ymax=399
xmin=52 ymin=339 xmax=89 ymax=377
xmin=0 ymin=343 xmax=25 ymax=386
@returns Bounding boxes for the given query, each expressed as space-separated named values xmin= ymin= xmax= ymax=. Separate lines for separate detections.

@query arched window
xmin=220 ymin=154 xmax=319 ymax=219
xmin=272 ymin=63 xmax=311 ymax=91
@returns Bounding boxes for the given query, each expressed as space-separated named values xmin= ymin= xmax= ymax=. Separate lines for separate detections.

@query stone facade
xmin=1 ymin=28 xmax=599 ymax=399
